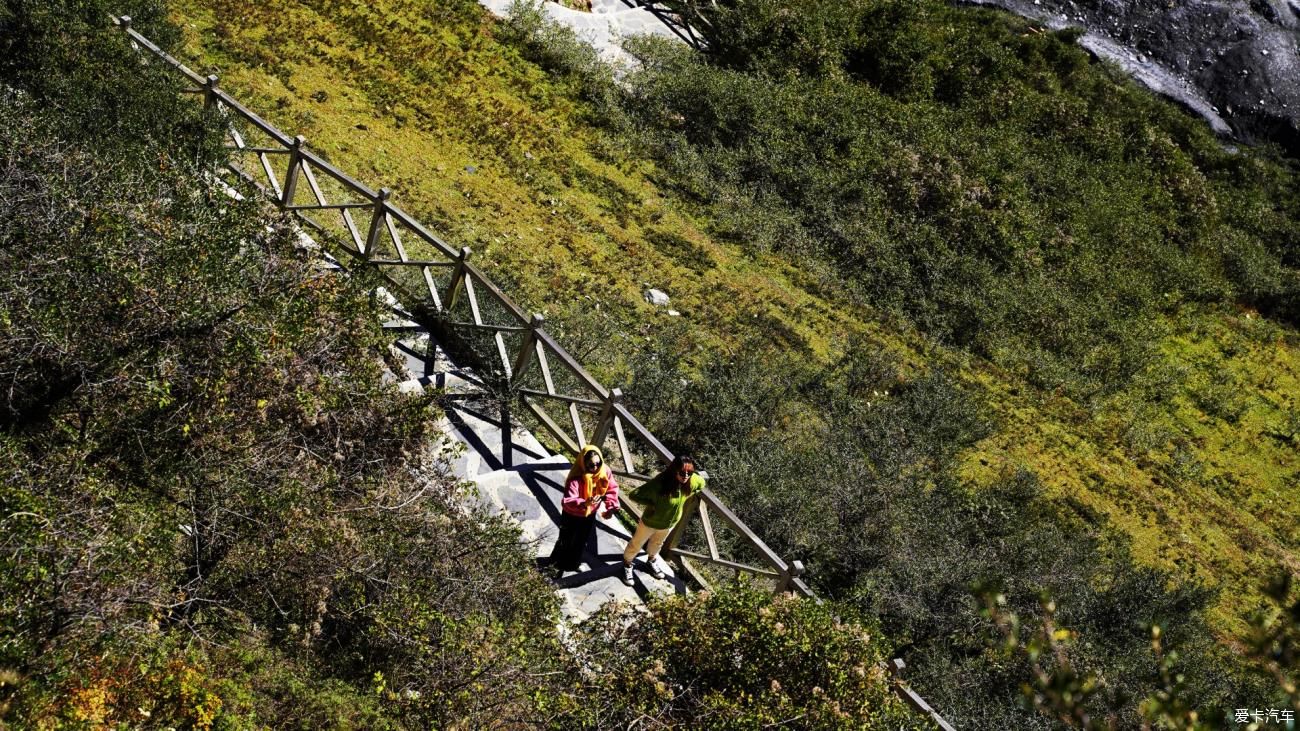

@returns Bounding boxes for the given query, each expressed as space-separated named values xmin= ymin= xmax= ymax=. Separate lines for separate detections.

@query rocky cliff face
xmin=965 ymin=0 xmax=1300 ymax=156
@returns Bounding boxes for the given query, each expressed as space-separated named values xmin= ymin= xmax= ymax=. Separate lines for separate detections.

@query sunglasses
xmin=677 ymin=469 xmax=694 ymax=478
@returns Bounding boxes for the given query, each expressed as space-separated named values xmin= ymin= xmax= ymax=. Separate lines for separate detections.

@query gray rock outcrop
xmin=965 ymin=0 xmax=1300 ymax=155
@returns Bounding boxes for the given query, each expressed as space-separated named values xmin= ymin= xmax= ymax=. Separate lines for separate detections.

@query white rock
xmin=644 ymin=288 xmax=670 ymax=306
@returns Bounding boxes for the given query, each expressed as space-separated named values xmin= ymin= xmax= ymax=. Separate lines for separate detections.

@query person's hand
xmin=600 ymin=509 xmax=615 ymax=520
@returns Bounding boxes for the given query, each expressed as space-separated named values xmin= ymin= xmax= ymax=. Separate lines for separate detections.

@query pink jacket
xmin=561 ymin=471 xmax=620 ymax=518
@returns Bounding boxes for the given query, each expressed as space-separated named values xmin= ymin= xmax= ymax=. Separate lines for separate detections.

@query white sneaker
xmin=621 ymin=563 xmax=635 ymax=586
xmin=647 ymin=558 xmax=666 ymax=580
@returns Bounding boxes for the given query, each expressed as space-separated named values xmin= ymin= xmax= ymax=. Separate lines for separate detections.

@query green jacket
xmin=629 ymin=472 xmax=705 ymax=530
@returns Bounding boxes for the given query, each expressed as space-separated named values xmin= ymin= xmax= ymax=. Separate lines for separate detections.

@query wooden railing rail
xmin=891 ymin=660 xmax=959 ymax=731
xmin=112 ymin=13 xmax=955 ymax=728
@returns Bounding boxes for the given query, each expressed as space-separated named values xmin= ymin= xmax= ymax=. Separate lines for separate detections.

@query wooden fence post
xmin=511 ymin=313 xmax=544 ymax=383
xmin=591 ymin=387 xmax=622 ymax=449
xmin=776 ymin=559 xmax=805 ymax=593
xmin=501 ymin=397 xmax=513 ymax=469
xmin=364 ymin=187 xmax=392 ymax=258
xmin=281 ymin=135 xmax=305 ymax=208
xmin=203 ymin=74 xmax=220 ymax=110
xmin=445 ymin=246 xmax=471 ymax=311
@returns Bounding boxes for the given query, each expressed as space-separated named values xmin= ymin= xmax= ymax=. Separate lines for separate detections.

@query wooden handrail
xmin=463 ymin=265 xmax=530 ymax=324
xmin=286 ymin=201 xmax=374 ymax=211
xmin=698 ymin=490 xmax=790 ymax=573
xmin=228 ymin=146 xmax=289 ymax=155
xmin=516 ymin=388 xmax=605 ymax=408
xmin=611 ymin=402 xmax=673 ymax=463
xmin=114 ymin=17 xmax=206 ymax=85
xmin=290 ymin=139 xmax=380 ymax=201
xmin=430 ymin=319 xmax=530 ymax=334
xmin=520 ymin=395 xmax=581 ymax=455
xmin=212 ymin=87 xmax=295 ymax=148
xmin=367 ymin=258 xmax=456 ymax=268
xmin=670 ymin=549 xmax=781 ymax=578
xmin=386 ymin=205 xmax=461 ymax=260
xmin=114 ymin=15 xmax=801 ymax=590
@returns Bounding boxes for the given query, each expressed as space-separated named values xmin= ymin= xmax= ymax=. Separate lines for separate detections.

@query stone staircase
xmin=381 ymin=308 xmax=686 ymax=623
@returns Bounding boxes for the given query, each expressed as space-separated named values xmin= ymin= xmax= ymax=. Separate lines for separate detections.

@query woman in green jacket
xmin=620 ymin=455 xmax=704 ymax=586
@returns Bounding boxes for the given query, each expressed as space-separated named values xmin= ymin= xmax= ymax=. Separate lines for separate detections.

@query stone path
xmin=476 ymin=0 xmax=682 ymax=68
xmin=380 ymin=306 xmax=687 ymax=623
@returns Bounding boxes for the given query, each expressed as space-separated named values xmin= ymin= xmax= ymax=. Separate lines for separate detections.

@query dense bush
xmin=0 ymin=2 xmax=573 ymax=726
xmin=576 ymin=583 xmax=922 ymax=729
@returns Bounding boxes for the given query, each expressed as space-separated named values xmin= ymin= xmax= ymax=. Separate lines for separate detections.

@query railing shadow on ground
xmin=616 ymin=0 xmax=711 ymax=50
xmin=109 ymin=16 xmax=954 ymax=729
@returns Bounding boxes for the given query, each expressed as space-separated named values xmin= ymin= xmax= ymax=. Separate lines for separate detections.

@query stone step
xmin=468 ymin=454 xmax=685 ymax=622
xmin=288 ymin=200 xmax=679 ymax=626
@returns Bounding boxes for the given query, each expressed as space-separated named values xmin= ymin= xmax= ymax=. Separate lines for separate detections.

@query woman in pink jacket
xmin=548 ymin=444 xmax=620 ymax=574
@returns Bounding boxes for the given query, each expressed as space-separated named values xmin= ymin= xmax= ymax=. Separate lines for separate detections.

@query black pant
xmin=549 ymin=511 xmax=596 ymax=571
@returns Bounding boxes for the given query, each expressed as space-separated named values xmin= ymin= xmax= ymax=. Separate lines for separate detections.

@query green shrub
xmin=617 ymin=338 xmax=1256 ymax=726
xmin=578 ymin=583 xmax=922 ymax=729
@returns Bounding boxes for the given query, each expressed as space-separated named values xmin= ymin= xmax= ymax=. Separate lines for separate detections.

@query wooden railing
xmin=109 ymin=15 xmax=809 ymax=598
xmin=112 ymin=15 xmax=959 ymax=727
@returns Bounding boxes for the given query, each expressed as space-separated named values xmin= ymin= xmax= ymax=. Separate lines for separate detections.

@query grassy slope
xmin=965 ymin=308 xmax=1300 ymax=634
xmin=172 ymin=0 xmax=889 ymax=361
xmin=169 ymin=0 xmax=1300 ymax=635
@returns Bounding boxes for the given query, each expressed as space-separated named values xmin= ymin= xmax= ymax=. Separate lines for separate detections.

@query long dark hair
xmin=659 ymin=455 xmax=697 ymax=496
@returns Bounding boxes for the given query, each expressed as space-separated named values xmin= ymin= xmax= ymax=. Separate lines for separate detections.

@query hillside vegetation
xmin=0 ymin=0 xmax=918 ymax=728
xmin=158 ymin=0 xmax=1300 ymax=725
xmin=2 ymin=0 xmax=1294 ymax=726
